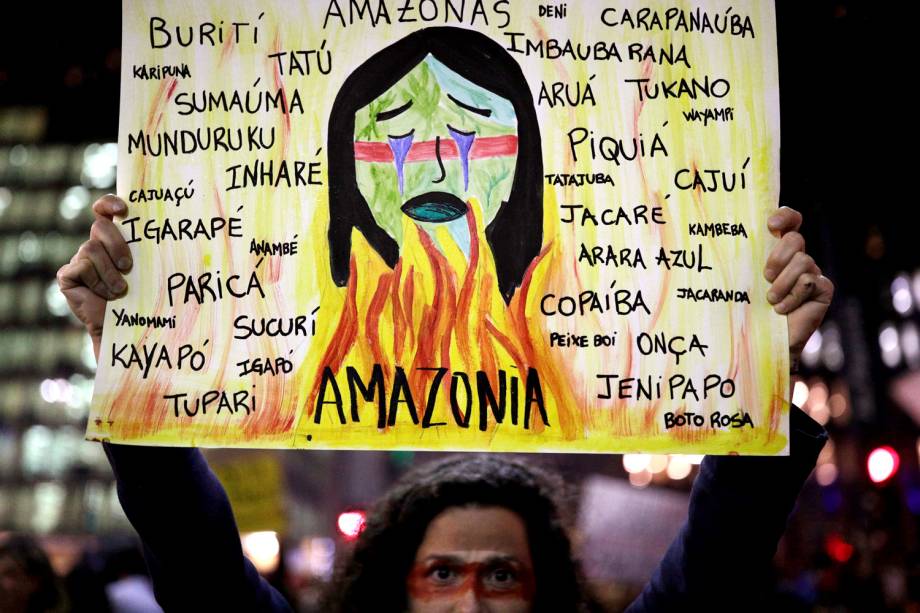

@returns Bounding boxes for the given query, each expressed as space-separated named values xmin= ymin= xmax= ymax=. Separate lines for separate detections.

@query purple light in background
xmin=907 ymin=488 xmax=920 ymax=515
xmin=821 ymin=486 xmax=843 ymax=514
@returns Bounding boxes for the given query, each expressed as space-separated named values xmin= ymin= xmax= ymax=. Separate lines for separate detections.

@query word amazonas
xmin=314 ymin=364 xmax=548 ymax=432
xmin=322 ymin=0 xmax=511 ymax=29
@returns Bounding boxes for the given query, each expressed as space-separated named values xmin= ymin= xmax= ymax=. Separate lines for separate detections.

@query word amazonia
xmin=314 ymin=364 xmax=548 ymax=431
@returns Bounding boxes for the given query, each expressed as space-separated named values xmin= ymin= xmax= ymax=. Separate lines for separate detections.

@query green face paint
xmin=354 ymin=53 xmax=518 ymax=246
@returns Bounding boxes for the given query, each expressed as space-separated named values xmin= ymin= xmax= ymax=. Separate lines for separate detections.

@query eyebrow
xmin=448 ymin=93 xmax=492 ymax=117
xmin=422 ymin=554 xmax=520 ymax=565
xmin=376 ymin=99 xmax=413 ymax=122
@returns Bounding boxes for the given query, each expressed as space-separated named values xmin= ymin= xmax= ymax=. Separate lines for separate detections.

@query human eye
xmin=426 ymin=563 xmax=460 ymax=586
xmin=484 ymin=564 xmax=519 ymax=590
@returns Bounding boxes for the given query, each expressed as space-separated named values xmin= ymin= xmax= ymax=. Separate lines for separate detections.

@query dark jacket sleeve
xmin=625 ymin=406 xmax=827 ymax=612
xmin=103 ymin=442 xmax=293 ymax=612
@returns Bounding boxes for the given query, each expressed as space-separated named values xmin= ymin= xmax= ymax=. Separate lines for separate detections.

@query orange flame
xmin=303 ymin=200 xmax=583 ymax=439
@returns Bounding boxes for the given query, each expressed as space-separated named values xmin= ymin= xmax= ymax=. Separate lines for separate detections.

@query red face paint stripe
xmin=354 ymin=134 xmax=517 ymax=162
xmin=406 ymin=561 xmax=535 ymax=602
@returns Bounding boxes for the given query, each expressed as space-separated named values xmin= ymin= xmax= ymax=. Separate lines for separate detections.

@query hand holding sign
xmin=764 ymin=206 xmax=834 ymax=368
xmin=56 ymin=195 xmax=132 ymax=362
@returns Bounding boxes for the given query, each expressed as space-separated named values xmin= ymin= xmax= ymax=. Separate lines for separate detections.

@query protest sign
xmin=88 ymin=0 xmax=788 ymax=454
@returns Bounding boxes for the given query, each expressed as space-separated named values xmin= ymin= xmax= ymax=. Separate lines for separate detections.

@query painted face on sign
xmin=354 ymin=53 xmax=518 ymax=256
xmin=407 ymin=506 xmax=535 ymax=613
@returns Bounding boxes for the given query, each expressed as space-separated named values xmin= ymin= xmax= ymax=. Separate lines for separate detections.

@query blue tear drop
xmin=388 ymin=132 xmax=414 ymax=194
xmin=447 ymin=127 xmax=475 ymax=191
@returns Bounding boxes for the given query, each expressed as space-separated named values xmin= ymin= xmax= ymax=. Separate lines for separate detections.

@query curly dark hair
xmin=323 ymin=454 xmax=598 ymax=612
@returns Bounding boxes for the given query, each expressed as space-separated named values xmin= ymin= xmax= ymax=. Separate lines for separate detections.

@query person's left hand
xmin=764 ymin=206 xmax=834 ymax=370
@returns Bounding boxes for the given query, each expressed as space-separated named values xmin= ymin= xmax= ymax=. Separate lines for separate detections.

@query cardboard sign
xmin=211 ymin=455 xmax=286 ymax=532
xmin=89 ymin=0 xmax=789 ymax=454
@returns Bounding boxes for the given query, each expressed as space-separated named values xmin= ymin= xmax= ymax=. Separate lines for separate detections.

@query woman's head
xmin=328 ymin=27 xmax=543 ymax=302
xmin=325 ymin=455 xmax=593 ymax=612
xmin=0 ymin=534 xmax=63 ymax=613
xmin=407 ymin=504 xmax=534 ymax=612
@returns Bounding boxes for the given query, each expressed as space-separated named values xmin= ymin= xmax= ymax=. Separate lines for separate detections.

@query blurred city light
xmin=807 ymin=380 xmax=829 ymax=408
xmin=880 ymin=323 xmax=901 ymax=368
xmin=17 ymin=231 xmax=41 ymax=263
xmin=81 ymin=335 xmax=97 ymax=370
xmin=821 ymin=487 xmax=843 ymax=514
xmin=81 ymin=143 xmax=117 ymax=188
xmin=0 ymin=187 xmax=11 ymax=216
xmin=829 ymin=381 xmax=850 ymax=421
xmin=820 ymin=323 xmax=845 ymax=372
xmin=801 ymin=329 xmax=823 ymax=369
xmin=32 ymin=482 xmax=65 ymax=534
xmin=806 ymin=379 xmax=831 ymax=425
xmin=665 ymin=456 xmax=693 ymax=480
xmin=647 ymin=455 xmax=668 ymax=474
xmin=306 ymin=537 xmax=335 ymax=580
xmin=816 ymin=463 xmax=838 ymax=486
xmin=45 ymin=281 xmax=70 ymax=317
xmin=336 ymin=511 xmax=367 ymax=540
xmin=9 ymin=144 xmax=30 ymax=166
xmin=241 ymin=531 xmax=280 ymax=574
xmin=58 ymin=186 xmax=90 ymax=221
xmin=793 ymin=380 xmax=809 ymax=407
xmin=867 ymin=446 xmax=900 ymax=484
xmin=628 ymin=470 xmax=652 ymax=488
xmin=825 ymin=533 xmax=854 ymax=563
xmin=902 ymin=322 xmax=920 ymax=369
xmin=892 ymin=274 xmax=914 ymax=315
xmin=912 ymin=269 xmax=920 ymax=306
xmin=622 ymin=454 xmax=651 ymax=474
xmin=908 ymin=488 xmax=920 ymax=516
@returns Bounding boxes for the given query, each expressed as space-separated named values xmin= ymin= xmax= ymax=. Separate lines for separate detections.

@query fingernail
xmin=113 ymin=280 xmax=126 ymax=292
xmin=118 ymin=257 xmax=132 ymax=271
xmin=764 ymin=267 xmax=776 ymax=281
xmin=766 ymin=291 xmax=778 ymax=303
xmin=768 ymin=216 xmax=781 ymax=229
xmin=774 ymin=302 xmax=788 ymax=314
xmin=112 ymin=201 xmax=125 ymax=213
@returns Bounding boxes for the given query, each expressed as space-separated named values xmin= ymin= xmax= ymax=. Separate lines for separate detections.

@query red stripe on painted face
xmin=354 ymin=134 xmax=518 ymax=162
xmin=406 ymin=560 xmax=535 ymax=602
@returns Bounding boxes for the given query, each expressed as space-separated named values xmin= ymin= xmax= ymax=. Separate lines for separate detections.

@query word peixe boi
xmin=313 ymin=364 xmax=548 ymax=432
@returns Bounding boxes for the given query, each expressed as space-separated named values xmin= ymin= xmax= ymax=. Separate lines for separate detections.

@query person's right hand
xmin=56 ymin=194 xmax=133 ymax=362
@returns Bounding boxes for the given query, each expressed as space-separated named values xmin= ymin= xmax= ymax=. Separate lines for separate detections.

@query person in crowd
xmin=57 ymin=196 xmax=833 ymax=611
xmin=0 ymin=533 xmax=67 ymax=613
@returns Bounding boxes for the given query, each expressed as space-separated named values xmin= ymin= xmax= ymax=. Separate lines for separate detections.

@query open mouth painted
xmin=400 ymin=191 xmax=468 ymax=223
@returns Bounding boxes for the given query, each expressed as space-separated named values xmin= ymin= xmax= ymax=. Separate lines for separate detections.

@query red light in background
xmin=867 ymin=446 xmax=900 ymax=484
xmin=337 ymin=511 xmax=367 ymax=540
xmin=825 ymin=533 xmax=854 ymax=563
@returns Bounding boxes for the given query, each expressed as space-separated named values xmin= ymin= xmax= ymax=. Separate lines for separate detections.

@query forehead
xmin=415 ymin=506 xmax=532 ymax=563
xmin=368 ymin=53 xmax=517 ymax=126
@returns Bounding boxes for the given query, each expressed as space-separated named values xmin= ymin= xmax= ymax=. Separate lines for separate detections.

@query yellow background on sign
xmin=88 ymin=0 xmax=788 ymax=455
